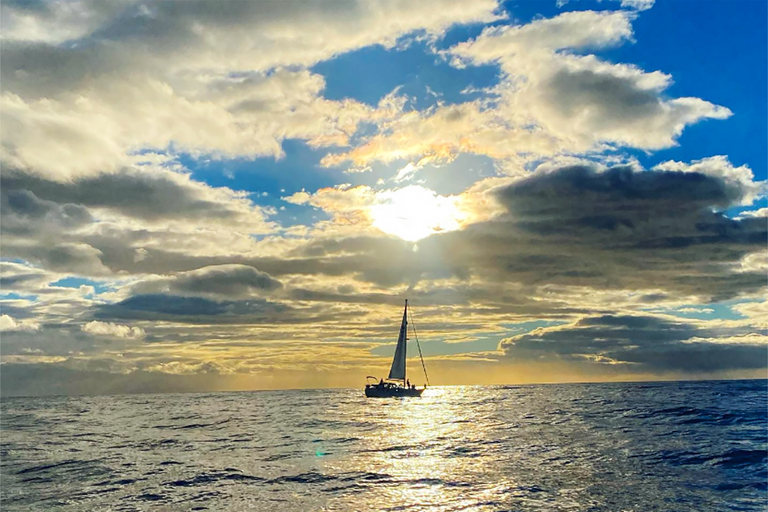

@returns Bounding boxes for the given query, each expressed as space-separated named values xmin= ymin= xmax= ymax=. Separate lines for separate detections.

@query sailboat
xmin=365 ymin=299 xmax=429 ymax=398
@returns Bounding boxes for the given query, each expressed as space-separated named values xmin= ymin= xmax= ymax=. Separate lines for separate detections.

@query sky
xmin=1 ymin=0 xmax=766 ymax=396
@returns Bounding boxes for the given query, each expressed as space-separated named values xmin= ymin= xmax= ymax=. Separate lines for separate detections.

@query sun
xmin=369 ymin=185 xmax=465 ymax=242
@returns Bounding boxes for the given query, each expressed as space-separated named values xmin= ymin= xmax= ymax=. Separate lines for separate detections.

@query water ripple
xmin=1 ymin=380 xmax=765 ymax=511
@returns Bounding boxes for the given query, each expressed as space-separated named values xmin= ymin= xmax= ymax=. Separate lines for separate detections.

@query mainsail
xmin=387 ymin=300 xmax=408 ymax=381
xmin=365 ymin=299 xmax=428 ymax=398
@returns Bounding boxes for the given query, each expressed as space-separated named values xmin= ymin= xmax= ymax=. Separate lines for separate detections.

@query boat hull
xmin=365 ymin=385 xmax=424 ymax=398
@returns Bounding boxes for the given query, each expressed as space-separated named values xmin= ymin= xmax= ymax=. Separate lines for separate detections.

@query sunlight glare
xmin=370 ymin=186 xmax=464 ymax=242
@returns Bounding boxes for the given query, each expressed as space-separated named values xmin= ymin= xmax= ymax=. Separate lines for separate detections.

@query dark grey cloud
xmin=249 ymin=165 xmax=764 ymax=302
xmin=2 ymin=163 xmax=764 ymax=315
xmin=95 ymin=294 xmax=352 ymax=325
xmin=0 ymin=40 xmax=122 ymax=100
xmin=0 ymin=357 xmax=354 ymax=397
xmin=496 ymin=165 xmax=746 ymax=232
xmin=0 ymin=262 xmax=51 ymax=291
xmin=419 ymin=165 xmax=767 ymax=300
xmin=1 ymin=188 xmax=93 ymax=236
xmin=540 ymin=65 xmax=721 ymax=150
xmin=13 ymin=243 xmax=110 ymax=275
xmin=0 ymin=168 xmax=272 ymax=277
xmin=548 ymin=68 xmax=662 ymax=125
xmin=86 ymin=0 xmax=357 ymax=47
xmin=100 ymin=294 xmax=276 ymax=319
xmin=0 ymin=323 xmax=129 ymax=357
xmin=2 ymin=0 xmax=49 ymax=13
xmin=501 ymin=314 xmax=767 ymax=373
xmin=131 ymin=264 xmax=283 ymax=299
xmin=1 ymin=168 xmax=255 ymax=222
xmin=46 ymin=232 xmax=432 ymax=285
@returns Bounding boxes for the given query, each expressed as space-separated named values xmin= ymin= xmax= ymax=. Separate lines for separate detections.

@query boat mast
xmin=408 ymin=303 xmax=430 ymax=387
xmin=404 ymin=299 xmax=408 ymax=385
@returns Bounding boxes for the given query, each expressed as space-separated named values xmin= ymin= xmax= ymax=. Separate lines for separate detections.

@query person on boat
xmin=406 ymin=379 xmax=410 ymax=388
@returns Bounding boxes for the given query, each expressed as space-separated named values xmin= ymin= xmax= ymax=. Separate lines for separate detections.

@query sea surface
xmin=1 ymin=380 xmax=766 ymax=511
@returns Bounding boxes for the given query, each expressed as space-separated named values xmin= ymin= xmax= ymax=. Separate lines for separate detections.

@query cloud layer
xmin=325 ymin=10 xmax=731 ymax=170
xmin=501 ymin=314 xmax=766 ymax=373
xmin=1 ymin=0 xmax=765 ymax=395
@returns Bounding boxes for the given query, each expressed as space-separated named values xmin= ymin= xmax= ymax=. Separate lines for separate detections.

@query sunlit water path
xmin=2 ymin=380 xmax=765 ymax=511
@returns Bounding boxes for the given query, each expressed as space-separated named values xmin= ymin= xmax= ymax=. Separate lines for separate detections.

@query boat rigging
xmin=365 ymin=299 xmax=429 ymax=398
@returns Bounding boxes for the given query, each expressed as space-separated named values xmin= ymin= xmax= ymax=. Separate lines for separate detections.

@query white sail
xmin=387 ymin=301 xmax=408 ymax=381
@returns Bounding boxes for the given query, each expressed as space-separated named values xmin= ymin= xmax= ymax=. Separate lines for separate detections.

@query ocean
xmin=1 ymin=380 xmax=765 ymax=511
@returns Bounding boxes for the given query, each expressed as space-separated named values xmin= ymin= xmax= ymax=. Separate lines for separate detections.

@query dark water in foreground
xmin=1 ymin=380 xmax=766 ymax=511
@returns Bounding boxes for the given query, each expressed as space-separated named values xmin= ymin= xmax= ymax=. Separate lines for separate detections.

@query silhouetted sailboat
xmin=365 ymin=299 xmax=429 ymax=398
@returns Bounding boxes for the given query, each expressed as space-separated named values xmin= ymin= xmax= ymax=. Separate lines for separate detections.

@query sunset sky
xmin=1 ymin=0 xmax=766 ymax=396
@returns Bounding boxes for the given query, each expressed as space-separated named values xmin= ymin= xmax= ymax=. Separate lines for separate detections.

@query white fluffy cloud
xmin=457 ymin=10 xmax=732 ymax=153
xmin=326 ymin=10 xmax=731 ymax=170
xmin=1 ymin=0 xmax=501 ymax=180
xmin=0 ymin=314 xmax=41 ymax=332
xmin=0 ymin=70 xmax=377 ymax=181
xmin=81 ymin=320 xmax=145 ymax=339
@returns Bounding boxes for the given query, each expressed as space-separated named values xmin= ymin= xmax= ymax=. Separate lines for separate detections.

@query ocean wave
xmin=166 ymin=470 xmax=265 ymax=487
xmin=2 ymin=380 xmax=766 ymax=512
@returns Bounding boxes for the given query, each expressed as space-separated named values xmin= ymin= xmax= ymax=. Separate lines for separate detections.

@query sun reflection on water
xmin=321 ymin=386 xmax=513 ymax=510
xmin=3 ymin=383 xmax=762 ymax=510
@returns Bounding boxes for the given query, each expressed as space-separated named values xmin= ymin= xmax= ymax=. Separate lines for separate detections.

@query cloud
xmin=0 ymin=261 xmax=116 ymax=335
xmin=618 ymin=0 xmax=655 ymax=9
xmin=95 ymin=294 xmax=297 ymax=324
xmin=0 ymin=1 xmax=134 ymax=43
xmin=16 ymin=159 xmax=755 ymax=303
xmin=1 ymin=188 xmax=93 ymax=238
xmin=93 ymin=293 xmax=370 ymax=327
xmin=0 ymin=1 xmax=763 ymax=394
xmin=81 ymin=320 xmax=145 ymax=339
xmin=457 ymin=11 xmax=732 ymax=153
xmin=495 ymin=162 xmax=749 ymax=224
xmin=1 ymin=164 xmax=279 ymax=278
xmin=0 ymin=357 xmax=389 ymax=396
xmin=736 ymin=208 xmax=768 ymax=221
xmin=731 ymin=301 xmax=768 ymax=329
xmin=17 ymin=243 xmax=112 ymax=276
xmin=325 ymin=11 xmax=730 ymax=169
xmin=1 ymin=165 xmax=274 ymax=227
xmin=425 ymin=163 xmax=766 ymax=299
xmin=452 ymin=10 xmax=635 ymax=57
xmin=7 ymin=158 xmax=756 ymax=307
xmin=557 ymin=0 xmax=655 ymax=12
xmin=500 ymin=313 xmax=766 ymax=373
xmin=0 ymin=261 xmax=59 ymax=292
xmin=653 ymin=156 xmax=765 ymax=206
xmin=0 ymin=314 xmax=41 ymax=332
xmin=279 ymin=161 xmax=765 ymax=298
xmin=131 ymin=264 xmax=282 ymax=299
xmin=1 ymin=0 xmax=501 ymax=180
